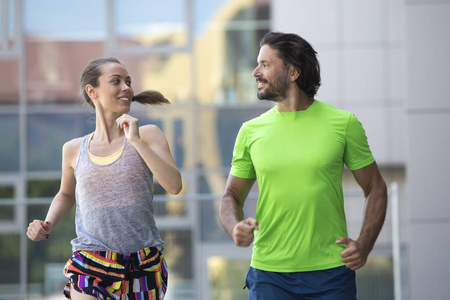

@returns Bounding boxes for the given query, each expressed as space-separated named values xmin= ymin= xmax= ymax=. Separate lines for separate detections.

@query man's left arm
xmin=337 ymin=161 xmax=388 ymax=270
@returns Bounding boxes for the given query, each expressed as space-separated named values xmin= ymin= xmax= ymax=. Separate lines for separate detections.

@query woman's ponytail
xmin=132 ymin=90 xmax=170 ymax=106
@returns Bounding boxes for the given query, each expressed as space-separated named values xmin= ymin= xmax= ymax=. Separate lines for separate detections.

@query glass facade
xmin=0 ymin=1 xmax=272 ymax=299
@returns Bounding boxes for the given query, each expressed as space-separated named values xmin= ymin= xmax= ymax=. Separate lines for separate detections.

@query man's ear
xmin=86 ymin=85 xmax=97 ymax=99
xmin=290 ymin=67 xmax=300 ymax=82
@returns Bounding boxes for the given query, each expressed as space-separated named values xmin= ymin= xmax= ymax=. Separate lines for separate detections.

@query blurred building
xmin=0 ymin=0 xmax=448 ymax=299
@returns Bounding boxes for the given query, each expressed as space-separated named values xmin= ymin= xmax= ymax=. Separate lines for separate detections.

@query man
xmin=219 ymin=32 xmax=388 ymax=299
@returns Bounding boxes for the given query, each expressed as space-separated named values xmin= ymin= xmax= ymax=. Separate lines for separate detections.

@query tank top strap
xmin=74 ymin=134 xmax=91 ymax=175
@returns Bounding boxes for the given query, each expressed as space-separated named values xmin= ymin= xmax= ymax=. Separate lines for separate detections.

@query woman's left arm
xmin=116 ymin=114 xmax=182 ymax=195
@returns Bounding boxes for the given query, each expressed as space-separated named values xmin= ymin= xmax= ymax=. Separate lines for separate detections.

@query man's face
xmin=252 ymin=45 xmax=290 ymax=102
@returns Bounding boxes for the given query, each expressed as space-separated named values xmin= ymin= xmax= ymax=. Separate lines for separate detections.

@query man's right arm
xmin=219 ymin=174 xmax=257 ymax=247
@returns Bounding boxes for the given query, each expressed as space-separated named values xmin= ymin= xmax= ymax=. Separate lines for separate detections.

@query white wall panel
xmin=343 ymin=48 xmax=386 ymax=103
xmin=408 ymin=222 xmax=450 ymax=299
xmin=405 ymin=3 xmax=450 ymax=299
xmin=314 ymin=48 xmax=340 ymax=105
xmin=406 ymin=5 xmax=450 ymax=109
xmin=271 ymin=0 xmax=338 ymax=45
xmin=342 ymin=0 xmax=386 ymax=43
xmin=407 ymin=114 xmax=450 ymax=220
xmin=389 ymin=104 xmax=406 ymax=164
xmin=388 ymin=48 xmax=406 ymax=101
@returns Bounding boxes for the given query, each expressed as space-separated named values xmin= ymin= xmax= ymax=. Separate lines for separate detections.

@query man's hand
xmin=232 ymin=217 xmax=259 ymax=247
xmin=336 ymin=237 xmax=370 ymax=270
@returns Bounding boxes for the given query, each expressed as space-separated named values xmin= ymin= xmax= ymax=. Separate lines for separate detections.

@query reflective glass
xmin=27 ymin=179 xmax=60 ymax=198
xmin=0 ymin=0 xmax=17 ymax=53
xmin=24 ymin=0 xmax=106 ymax=104
xmin=0 ymin=113 xmax=19 ymax=171
xmin=0 ymin=61 xmax=19 ymax=104
xmin=135 ymin=53 xmax=192 ymax=104
xmin=0 ymin=185 xmax=14 ymax=221
xmin=114 ymin=0 xmax=187 ymax=48
xmin=194 ymin=1 xmax=270 ymax=103
xmin=159 ymin=229 xmax=194 ymax=298
xmin=208 ymin=257 xmax=250 ymax=300
xmin=0 ymin=234 xmax=20 ymax=296
xmin=24 ymin=0 xmax=105 ymax=37
xmin=0 ymin=1 xmax=278 ymax=299
xmin=198 ymin=105 xmax=273 ymax=170
xmin=356 ymin=256 xmax=394 ymax=300
xmin=27 ymin=113 xmax=94 ymax=171
xmin=27 ymin=204 xmax=75 ymax=297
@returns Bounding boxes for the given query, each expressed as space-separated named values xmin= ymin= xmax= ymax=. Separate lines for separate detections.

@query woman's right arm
xmin=27 ymin=138 xmax=80 ymax=241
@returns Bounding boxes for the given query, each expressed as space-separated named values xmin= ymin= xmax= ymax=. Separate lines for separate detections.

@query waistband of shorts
xmin=84 ymin=246 xmax=160 ymax=261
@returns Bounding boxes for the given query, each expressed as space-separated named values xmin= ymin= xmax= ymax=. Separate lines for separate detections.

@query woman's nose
xmin=121 ymin=83 xmax=130 ymax=91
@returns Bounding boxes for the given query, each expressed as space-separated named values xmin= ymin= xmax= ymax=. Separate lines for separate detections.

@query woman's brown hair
xmin=80 ymin=57 xmax=169 ymax=109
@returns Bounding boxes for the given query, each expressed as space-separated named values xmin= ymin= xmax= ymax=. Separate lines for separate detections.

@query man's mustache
xmin=256 ymin=78 xmax=268 ymax=84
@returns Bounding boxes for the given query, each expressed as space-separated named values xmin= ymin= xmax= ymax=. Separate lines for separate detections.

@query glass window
xmin=114 ymin=0 xmax=188 ymax=49
xmin=159 ymin=229 xmax=193 ymax=298
xmin=0 ymin=61 xmax=19 ymax=104
xmin=24 ymin=0 xmax=106 ymax=104
xmin=0 ymin=0 xmax=18 ymax=55
xmin=0 ymin=1 xmax=278 ymax=299
xmin=194 ymin=1 xmax=270 ymax=103
xmin=26 ymin=180 xmax=74 ymax=297
xmin=208 ymin=257 xmax=250 ymax=300
xmin=27 ymin=204 xmax=75 ymax=297
xmin=0 ymin=234 xmax=20 ymax=295
xmin=356 ymin=256 xmax=394 ymax=300
xmin=28 ymin=179 xmax=60 ymax=198
xmin=27 ymin=113 xmax=94 ymax=171
xmin=0 ymin=185 xmax=14 ymax=222
xmin=135 ymin=53 xmax=192 ymax=104
xmin=0 ymin=113 xmax=19 ymax=172
xmin=24 ymin=0 xmax=105 ymax=37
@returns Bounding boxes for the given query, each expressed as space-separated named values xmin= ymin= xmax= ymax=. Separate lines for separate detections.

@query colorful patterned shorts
xmin=63 ymin=246 xmax=168 ymax=300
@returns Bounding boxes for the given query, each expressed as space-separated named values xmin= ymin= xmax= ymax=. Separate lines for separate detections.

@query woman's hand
xmin=116 ymin=114 xmax=140 ymax=143
xmin=27 ymin=220 xmax=53 ymax=241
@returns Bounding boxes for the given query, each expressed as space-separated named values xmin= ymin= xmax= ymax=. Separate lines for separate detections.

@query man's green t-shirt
xmin=230 ymin=100 xmax=374 ymax=272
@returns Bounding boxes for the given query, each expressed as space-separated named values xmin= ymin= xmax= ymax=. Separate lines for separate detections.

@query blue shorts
xmin=245 ymin=266 xmax=357 ymax=300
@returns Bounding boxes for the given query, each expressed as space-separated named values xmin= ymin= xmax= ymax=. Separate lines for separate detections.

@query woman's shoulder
xmin=64 ymin=136 xmax=84 ymax=149
xmin=139 ymin=124 xmax=166 ymax=145
xmin=62 ymin=136 xmax=85 ymax=160
xmin=139 ymin=124 xmax=162 ymax=133
xmin=139 ymin=124 xmax=164 ymax=138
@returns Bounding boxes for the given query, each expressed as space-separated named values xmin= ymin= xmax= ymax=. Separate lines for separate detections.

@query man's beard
xmin=256 ymin=73 xmax=289 ymax=102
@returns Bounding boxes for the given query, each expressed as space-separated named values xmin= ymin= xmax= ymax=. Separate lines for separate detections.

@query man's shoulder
xmin=242 ymin=106 xmax=277 ymax=127
xmin=315 ymin=100 xmax=351 ymax=116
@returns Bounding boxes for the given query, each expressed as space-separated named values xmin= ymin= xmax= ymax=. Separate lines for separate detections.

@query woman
xmin=27 ymin=57 xmax=182 ymax=299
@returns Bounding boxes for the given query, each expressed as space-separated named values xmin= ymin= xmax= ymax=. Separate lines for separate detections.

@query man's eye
xmin=126 ymin=81 xmax=132 ymax=87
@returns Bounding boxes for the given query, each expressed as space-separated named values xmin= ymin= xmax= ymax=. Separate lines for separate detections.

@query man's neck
xmin=276 ymin=90 xmax=313 ymax=112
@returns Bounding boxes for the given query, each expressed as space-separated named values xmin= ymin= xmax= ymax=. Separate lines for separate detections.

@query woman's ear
xmin=86 ymin=85 xmax=97 ymax=99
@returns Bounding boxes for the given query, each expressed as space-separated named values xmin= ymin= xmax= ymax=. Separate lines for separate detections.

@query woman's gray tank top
xmin=70 ymin=134 xmax=164 ymax=254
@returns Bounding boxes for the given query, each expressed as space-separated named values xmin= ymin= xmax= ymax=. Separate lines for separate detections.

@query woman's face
xmin=92 ymin=62 xmax=134 ymax=114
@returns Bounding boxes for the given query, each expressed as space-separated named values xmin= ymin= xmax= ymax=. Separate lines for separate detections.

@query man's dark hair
xmin=260 ymin=32 xmax=321 ymax=99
